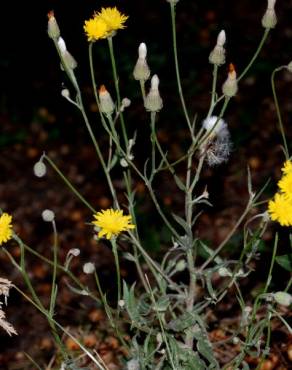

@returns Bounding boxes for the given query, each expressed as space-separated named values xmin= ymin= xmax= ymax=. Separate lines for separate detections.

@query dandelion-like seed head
xmin=92 ymin=209 xmax=135 ymax=240
xmin=0 ymin=213 xmax=13 ymax=246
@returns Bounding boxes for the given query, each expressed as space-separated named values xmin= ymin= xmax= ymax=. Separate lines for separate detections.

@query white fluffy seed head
xmin=138 ymin=42 xmax=147 ymax=59
xmin=202 ymin=116 xmax=227 ymax=135
xmin=83 ymin=262 xmax=95 ymax=274
xmin=33 ymin=161 xmax=47 ymax=178
xmin=42 ymin=209 xmax=55 ymax=222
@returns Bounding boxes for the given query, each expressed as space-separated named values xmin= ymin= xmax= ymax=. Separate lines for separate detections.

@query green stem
xmin=271 ymin=67 xmax=289 ymax=159
xmin=44 ymin=155 xmax=96 ymax=213
xmin=107 ymin=37 xmax=128 ymax=147
xmin=170 ymin=3 xmax=192 ymax=134
xmin=111 ymin=238 xmax=121 ymax=304
xmin=49 ymin=220 xmax=58 ymax=317
xmin=237 ymin=29 xmax=270 ymax=82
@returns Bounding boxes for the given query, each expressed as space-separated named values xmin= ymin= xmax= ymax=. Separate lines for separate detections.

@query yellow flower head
xmin=281 ymin=160 xmax=292 ymax=175
xmin=278 ymin=172 xmax=292 ymax=200
xmin=97 ymin=7 xmax=128 ymax=34
xmin=84 ymin=17 xmax=108 ymax=42
xmin=92 ymin=209 xmax=135 ymax=240
xmin=268 ymin=193 xmax=292 ymax=226
xmin=0 ymin=213 xmax=13 ymax=245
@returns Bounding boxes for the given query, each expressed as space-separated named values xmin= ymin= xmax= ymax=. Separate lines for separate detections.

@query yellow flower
xmin=84 ymin=17 xmax=108 ymax=42
xmin=0 ymin=213 xmax=13 ymax=245
xmin=268 ymin=193 xmax=292 ymax=226
xmin=92 ymin=209 xmax=135 ymax=239
xmin=278 ymin=172 xmax=292 ymax=200
xmin=281 ymin=160 xmax=292 ymax=175
xmin=97 ymin=7 xmax=128 ymax=34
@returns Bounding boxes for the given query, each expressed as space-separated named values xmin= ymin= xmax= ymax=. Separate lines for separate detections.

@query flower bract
xmin=0 ymin=213 xmax=13 ymax=246
xmin=92 ymin=209 xmax=135 ymax=240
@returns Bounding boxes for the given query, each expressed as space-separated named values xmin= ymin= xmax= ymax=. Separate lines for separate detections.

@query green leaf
xmin=276 ymin=254 xmax=292 ymax=272
xmin=168 ymin=312 xmax=198 ymax=332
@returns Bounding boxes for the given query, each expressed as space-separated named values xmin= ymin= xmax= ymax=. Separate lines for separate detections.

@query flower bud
xmin=120 ymin=98 xmax=131 ymax=112
xmin=83 ymin=262 xmax=95 ymax=274
xmin=262 ymin=0 xmax=277 ymax=29
xmin=61 ymin=88 xmax=70 ymax=99
xmin=209 ymin=30 xmax=226 ymax=66
xmin=47 ymin=11 xmax=60 ymax=39
xmin=57 ymin=37 xmax=77 ymax=70
xmin=99 ymin=85 xmax=115 ymax=115
xmin=287 ymin=61 xmax=292 ymax=73
xmin=222 ymin=63 xmax=238 ymax=97
xmin=42 ymin=209 xmax=55 ymax=222
xmin=175 ymin=259 xmax=186 ymax=272
xmin=118 ymin=299 xmax=125 ymax=308
xmin=144 ymin=75 xmax=163 ymax=112
xmin=133 ymin=43 xmax=151 ymax=81
xmin=127 ymin=359 xmax=140 ymax=370
xmin=33 ymin=161 xmax=47 ymax=178
xmin=273 ymin=291 xmax=292 ymax=306
xmin=68 ymin=248 xmax=80 ymax=257
xmin=166 ymin=0 xmax=180 ymax=4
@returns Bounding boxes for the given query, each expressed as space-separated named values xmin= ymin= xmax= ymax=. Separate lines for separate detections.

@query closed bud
xmin=67 ymin=248 xmax=80 ymax=257
xmin=262 ymin=0 xmax=277 ymax=29
xmin=47 ymin=11 xmax=60 ymax=39
xmin=287 ymin=61 xmax=292 ymax=73
xmin=42 ymin=209 xmax=55 ymax=222
xmin=57 ymin=37 xmax=77 ymax=70
xmin=63 ymin=51 xmax=77 ymax=70
xmin=144 ymin=75 xmax=163 ymax=112
xmin=83 ymin=262 xmax=95 ymax=274
xmin=273 ymin=291 xmax=292 ymax=306
xmin=61 ymin=88 xmax=70 ymax=99
xmin=175 ymin=260 xmax=186 ymax=272
xmin=33 ymin=161 xmax=47 ymax=178
xmin=222 ymin=63 xmax=238 ymax=97
xmin=209 ymin=30 xmax=226 ymax=66
xmin=127 ymin=359 xmax=140 ymax=370
xmin=99 ymin=85 xmax=115 ymax=115
xmin=133 ymin=43 xmax=150 ymax=81
xmin=166 ymin=0 xmax=180 ymax=4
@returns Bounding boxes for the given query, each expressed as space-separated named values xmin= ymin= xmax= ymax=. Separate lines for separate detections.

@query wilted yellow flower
xmin=281 ymin=160 xmax=292 ymax=175
xmin=84 ymin=17 xmax=108 ymax=42
xmin=278 ymin=172 xmax=292 ymax=200
xmin=92 ymin=209 xmax=135 ymax=239
xmin=268 ymin=193 xmax=292 ymax=226
xmin=97 ymin=7 xmax=128 ymax=34
xmin=0 ymin=213 xmax=13 ymax=246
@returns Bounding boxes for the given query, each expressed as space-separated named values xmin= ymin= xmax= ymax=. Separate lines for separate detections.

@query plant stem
xmin=271 ymin=66 xmax=289 ymax=159
xmin=170 ymin=3 xmax=192 ymax=134
xmin=44 ymin=155 xmax=96 ymax=213
xmin=107 ymin=37 xmax=128 ymax=147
